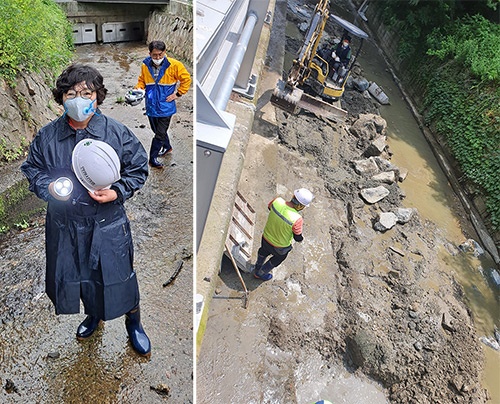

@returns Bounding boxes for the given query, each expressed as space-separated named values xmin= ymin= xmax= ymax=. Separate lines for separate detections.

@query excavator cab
xmin=308 ymin=14 xmax=369 ymax=102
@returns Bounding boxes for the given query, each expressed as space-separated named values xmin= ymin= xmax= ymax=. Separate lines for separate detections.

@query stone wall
xmin=147 ymin=2 xmax=193 ymax=62
xmin=0 ymin=73 xmax=58 ymax=156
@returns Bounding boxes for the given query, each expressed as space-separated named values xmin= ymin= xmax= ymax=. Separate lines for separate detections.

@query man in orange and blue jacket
xmin=135 ymin=40 xmax=191 ymax=168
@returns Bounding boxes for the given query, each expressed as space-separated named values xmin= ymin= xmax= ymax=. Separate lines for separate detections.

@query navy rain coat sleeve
xmin=21 ymin=123 xmax=61 ymax=202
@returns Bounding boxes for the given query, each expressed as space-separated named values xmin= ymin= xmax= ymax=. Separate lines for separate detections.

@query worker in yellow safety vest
xmin=253 ymin=188 xmax=314 ymax=281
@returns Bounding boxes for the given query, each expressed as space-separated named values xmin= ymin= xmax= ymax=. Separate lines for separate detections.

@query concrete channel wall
xmin=195 ymin=0 xmax=276 ymax=353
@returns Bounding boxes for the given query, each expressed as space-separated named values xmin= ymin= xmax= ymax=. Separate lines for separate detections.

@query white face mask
xmin=152 ymin=58 xmax=163 ymax=66
xmin=342 ymin=41 xmax=349 ymax=48
xmin=64 ymin=97 xmax=96 ymax=122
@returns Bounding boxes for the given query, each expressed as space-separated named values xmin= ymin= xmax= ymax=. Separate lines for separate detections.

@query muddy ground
xmin=0 ymin=43 xmax=193 ymax=403
xmin=197 ymin=1 xmax=491 ymax=403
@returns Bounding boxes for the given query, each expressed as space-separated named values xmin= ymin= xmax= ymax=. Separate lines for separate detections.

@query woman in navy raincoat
xmin=21 ymin=64 xmax=151 ymax=357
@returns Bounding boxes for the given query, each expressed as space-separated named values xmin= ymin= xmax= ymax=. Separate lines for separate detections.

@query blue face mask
xmin=64 ymin=97 xmax=96 ymax=122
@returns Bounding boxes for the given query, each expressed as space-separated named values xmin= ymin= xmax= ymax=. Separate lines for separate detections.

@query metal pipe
xmin=214 ymin=11 xmax=258 ymax=111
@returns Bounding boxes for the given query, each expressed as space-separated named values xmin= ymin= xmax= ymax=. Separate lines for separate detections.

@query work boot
xmin=254 ymin=270 xmax=273 ymax=281
xmin=125 ymin=306 xmax=151 ymax=358
xmin=149 ymin=138 xmax=164 ymax=169
xmin=254 ymin=261 xmax=275 ymax=281
xmin=76 ymin=315 xmax=101 ymax=340
xmin=149 ymin=157 xmax=164 ymax=169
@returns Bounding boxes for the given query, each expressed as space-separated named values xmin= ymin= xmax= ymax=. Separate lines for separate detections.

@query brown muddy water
xmin=0 ymin=42 xmax=193 ymax=403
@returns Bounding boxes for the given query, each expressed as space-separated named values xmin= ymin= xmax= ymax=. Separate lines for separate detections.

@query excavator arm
xmin=287 ymin=0 xmax=329 ymax=87
xmin=271 ymin=0 xmax=348 ymax=122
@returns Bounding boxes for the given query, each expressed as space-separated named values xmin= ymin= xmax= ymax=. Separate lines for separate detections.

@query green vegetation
xmin=0 ymin=137 xmax=28 ymax=162
xmin=0 ymin=179 xmax=46 ymax=234
xmin=374 ymin=0 xmax=500 ymax=231
xmin=0 ymin=0 xmax=73 ymax=84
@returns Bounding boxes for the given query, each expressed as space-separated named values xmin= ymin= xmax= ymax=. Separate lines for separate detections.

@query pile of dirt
xmin=269 ymin=81 xmax=489 ymax=401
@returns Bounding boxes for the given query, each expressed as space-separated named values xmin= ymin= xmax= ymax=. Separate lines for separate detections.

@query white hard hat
xmin=294 ymin=188 xmax=313 ymax=206
xmin=125 ymin=89 xmax=145 ymax=106
xmin=72 ymin=139 xmax=121 ymax=192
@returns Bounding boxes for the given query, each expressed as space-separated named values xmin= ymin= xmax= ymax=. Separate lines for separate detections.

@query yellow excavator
xmin=270 ymin=0 xmax=369 ymax=121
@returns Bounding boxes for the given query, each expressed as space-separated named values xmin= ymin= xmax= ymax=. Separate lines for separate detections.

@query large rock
xmin=372 ymin=171 xmax=396 ymax=184
xmin=374 ymin=212 xmax=398 ymax=231
xmin=352 ymin=157 xmax=380 ymax=176
xmin=364 ymin=135 xmax=387 ymax=157
xmin=360 ymin=185 xmax=390 ymax=204
xmin=396 ymin=207 xmax=416 ymax=224
xmin=398 ymin=167 xmax=409 ymax=182
xmin=350 ymin=113 xmax=387 ymax=141
xmin=352 ymin=77 xmax=370 ymax=92
xmin=373 ymin=156 xmax=398 ymax=172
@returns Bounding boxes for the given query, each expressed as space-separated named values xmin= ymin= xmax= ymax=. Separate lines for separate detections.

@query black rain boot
xmin=149 ymin=138 xmax=164 ymax=169
xmin=76 ymin=315 xmax=101 ymax=340
xmin=125 ymin=306 xmax=151 ymax=358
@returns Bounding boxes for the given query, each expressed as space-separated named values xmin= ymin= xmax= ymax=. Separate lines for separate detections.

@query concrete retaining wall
xmin=58 ymin=1 xmax=152 ymax=42
xmin=56 ymin=0 xmax=193 ymax=61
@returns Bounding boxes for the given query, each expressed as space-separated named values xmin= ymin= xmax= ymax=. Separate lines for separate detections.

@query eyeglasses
xmin=65 ymin=89 xmax=94 ymax=99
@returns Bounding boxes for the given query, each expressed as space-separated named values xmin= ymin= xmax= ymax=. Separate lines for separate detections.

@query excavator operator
xmin=328 ymin=35 xmax=351 ymax=80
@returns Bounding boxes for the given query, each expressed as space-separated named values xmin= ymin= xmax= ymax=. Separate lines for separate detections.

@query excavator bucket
xmin=270 ymin=79 xmax=347 ymax=122
xmin=297 ymin=92 xmax=347 ymax=122
xmin=270 ymin=79 xmax=303 ymax=115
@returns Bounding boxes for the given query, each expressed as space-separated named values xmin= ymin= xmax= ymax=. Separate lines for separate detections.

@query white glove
xmin=331 ymin=51 xmax=336 ymax=59
xmin=335 ymin=56 xmax=340 ymax=62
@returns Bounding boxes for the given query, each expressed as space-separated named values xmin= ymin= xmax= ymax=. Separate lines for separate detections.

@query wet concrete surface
xmin=0 ymin=42 xmax=193 ymax=403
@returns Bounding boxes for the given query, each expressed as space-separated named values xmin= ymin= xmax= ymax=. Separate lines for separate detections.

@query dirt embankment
xmin=268 ymin=61 xmax=489 ymax=401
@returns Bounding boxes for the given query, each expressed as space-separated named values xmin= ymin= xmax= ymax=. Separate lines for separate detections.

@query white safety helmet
xmin=294 ymin=188 xmax=313 ymax=207
xmin=125 ymin=89 xmax=145 ymax=106
xmin=72 ymin=139 xmax=121 ymax=192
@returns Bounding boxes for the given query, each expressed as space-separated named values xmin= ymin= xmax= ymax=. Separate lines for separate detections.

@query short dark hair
xmin=52 ymin=64 xmax=108 ymax=105
xmin=291 ymin=196 xmax=302 ymax=206
xmin=148 ymin=40 xmax=166 ymax=53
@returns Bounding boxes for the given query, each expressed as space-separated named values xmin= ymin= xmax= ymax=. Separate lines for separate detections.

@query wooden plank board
xmin=225 ymin=191 xmax=256 ymax=273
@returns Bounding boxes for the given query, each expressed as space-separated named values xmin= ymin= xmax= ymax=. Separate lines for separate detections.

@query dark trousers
xmin=148 ymin=116 xmax=172 ymax=151
xmin=257 ymin=237 xmax=292 ymax=269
